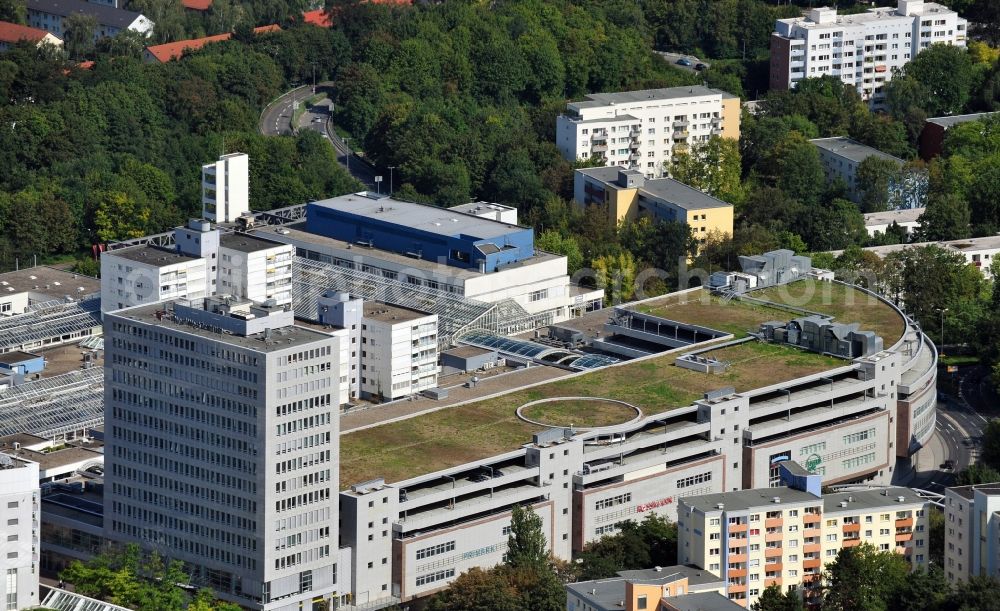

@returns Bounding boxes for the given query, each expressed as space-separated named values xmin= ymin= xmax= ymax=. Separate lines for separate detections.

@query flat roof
xmin=310 ymin=193 xmax=524 ymax=240
xmin=824 ymin=487 xmax=926 ymax=513
xmin=0 ymin=351 xmax=41 ymax=364
xmin=449 ymin=202 xmax=516 ymax=215
xmin=0 ymin=266 xmax=100 ymax=298
xmin=441 ymin=345 xmax=495 ymax=359
xmin=681 ymin=486 xmax=821 ymax=513
xmin=219 ymin=232 xmax=289 ymax=254
xmin=7 ymin=444 xmax=102 ymax=471
xmin=568 ymin=86 xmax=737 ymax=111
xmin=948 ymin=485 xmax=984 ymax=500
xmin=363 ymin=302 xmax=431 ymax=324
xmin=810 ymin=137 xmax=903 ymax=164
xmin=578 ymin=167 xmax=732 ymax=210
xmin=341 ymin=283 xmax=901 ymax=485
xmin=567 ymin=565 xmax=725 ymax=611
xmin=778 ymin=3 xmax=955 ymax=30
xmin=926 ymin=111 xmax=999 ymax=129
xmin=829 ymin=234 xmax=1000 ymax=258
xmin=617 ymin=565 xmax=722 ymax=587
xmin=105 ymin=245 xmax=199 ymax=268
xmin=110 ymin=302 xmax=332 ymax=352
xmin=256 ymin=224 xmax=562 ymax=279
xmin=863 ymin=207 xmax=926 ymax=226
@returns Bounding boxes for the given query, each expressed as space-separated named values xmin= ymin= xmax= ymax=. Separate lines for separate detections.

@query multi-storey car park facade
xmin=103 ymin=298 xmax=341 ymax=611
xmin=556 ymin=86 xmax=741 ymax=179
xmin=770 ymin=1 xmax=967 ymax=107
xmin=334 ymin=280 xmax=938 ymax=608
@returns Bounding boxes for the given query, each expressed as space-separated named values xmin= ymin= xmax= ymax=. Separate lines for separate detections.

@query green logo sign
xmin=805 ymin=453 xmax=822 ymax=473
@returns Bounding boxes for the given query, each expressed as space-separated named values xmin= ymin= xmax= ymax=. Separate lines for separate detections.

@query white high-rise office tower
xmin=203 ymin=153 xmax=250 ymax=223
xmin=103 ymin=297 xmax=340 ymax=611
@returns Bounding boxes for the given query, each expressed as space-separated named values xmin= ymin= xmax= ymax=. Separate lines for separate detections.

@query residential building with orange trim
xmin=678 ymin=463 xmax=931 ymax=607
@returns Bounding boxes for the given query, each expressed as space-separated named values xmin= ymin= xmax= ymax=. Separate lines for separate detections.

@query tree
xmin=927 ymin=508 xmax=945 ymax=567
xmin=856 ymin=157 xmax=903 ymax=213
xmin=425 ymin=565 xmax=563 ymax=611
xmin=669 ymin=136 xmax=746 ymax=205
xmin=535 ymin=230 xmax=583 ymax=273
xmin=917 ymin=192 xmax=971 ymax=241
xmin=942 ymin=575 xmax=1000 ymax=611
xmin=979 ymin=418 xmax=1000 ymax=471
xmin=93 ymin=190 xmax=151 ymax=243
xmin=751 ymin=584 xmax=803 ymax=611
xmin=773 ymin=132 xmax=825 ymax=206
xmin=503 ymin=505 xmax=548 ymax=571
xmin=575 ymin=515 xmax=678 ymax=581
xmin=593 ymin=251 xmax=637 ymax=304
xmin=64 ymin=12 xmax=98 ymax=59
xmin=885 ymin=44 xmax=977 ymax=118
xmin=822 ymin=543 xmax=909 ymax=611
xmin=0 ymin=0 xmax=25 ymax=24
xmin=886 ymin=565 xmax=947 ymax=611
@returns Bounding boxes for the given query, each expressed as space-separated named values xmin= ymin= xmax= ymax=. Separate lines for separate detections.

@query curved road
xmin=259 ymin=83 xmax=378 ymax=188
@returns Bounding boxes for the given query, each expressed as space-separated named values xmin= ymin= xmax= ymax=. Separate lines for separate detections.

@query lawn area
xmin=339 ymin=339 xmax=843 ymax=486
xmin=638 ymin=282 xmax=905 ymax=344
xmin=520 ymin=399 xmax=639 ymax=428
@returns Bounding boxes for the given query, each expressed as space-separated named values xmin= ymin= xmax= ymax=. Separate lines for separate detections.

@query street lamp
xmin=388 ymin=166 xmax=396 ymax=195
xmin=342 ymin=137 xmax=351 ymax=173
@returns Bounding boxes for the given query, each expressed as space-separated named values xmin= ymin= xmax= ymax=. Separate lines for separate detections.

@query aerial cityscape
xmin=0 ymin=0 xmax=999 ymax=610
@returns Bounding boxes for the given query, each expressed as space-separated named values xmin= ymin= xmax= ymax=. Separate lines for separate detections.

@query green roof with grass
xmin=339 ymin=282 xmax=904 ymax=486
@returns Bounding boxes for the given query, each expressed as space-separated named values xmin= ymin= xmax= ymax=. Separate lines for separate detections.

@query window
xmin=416 ymin=569 xmax=455 ymax=587
xmin=637 ymin=595 xmax=648 ymax=609
xmin=416 ymin=541 xmax=455 ymax=560
xmin=529 ymin=289 xmax=548 ymax=302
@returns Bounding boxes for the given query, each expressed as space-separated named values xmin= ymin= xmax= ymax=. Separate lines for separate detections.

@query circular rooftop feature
xmin=517 ymin=397 xmax=641 ymax=430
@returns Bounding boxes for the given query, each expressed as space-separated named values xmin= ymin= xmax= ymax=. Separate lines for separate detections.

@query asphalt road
xmin=258 ymin=83 xmax=378 ymax=189
xmin=655 ymin=51 xmax=710 ymax=73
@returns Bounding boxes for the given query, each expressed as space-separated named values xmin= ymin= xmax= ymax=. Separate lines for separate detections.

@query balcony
xmin=765 ymin=518 xmax=783 ymax=529
xmin=765 ymin=531 xmax=784 ymax=543
xmin=728 ymin=568 xmax=748 ymax=578
xmin=629 ymin=140 xmax=640 ymax=150
xmin=843 ymin=523 xmax=861 ymax=534
xmin=895 ymin=532 xmax=913 ymax=543
xmin=729 ymin=523 xmax=747 ymax=534
xmin=765 ymin=547 xmax=782 ymax=558
xmin=764 ymin=578 xmax=782 ymax=588
xmin=630 ymin=127 xmax=641 ymax=135
xmin=895 ymin=517 xmax=914 ymax=529
xmin=803 ymin=543 xmax=821 ymax=554
xmin=842 ymin=538 xmax=862 ymax=548
xmin=672 ymin=120 xmax=688 ymax=128
xmin=728 ymin=583 xmax=748 ymax=594
xmin=629 ymin=152 xmax=641 ymax=161
xmin=711 ymin=128 xmax=722 ymax=136
xmin=591 ymin=144 xmax=608 ymax=152
xmin=728 ymin=553 xmax=748 ymax=563
xmin=803 ymin=558 xmax=822 ymax=570
xmin=803 ymin=513 xmax=821 ymax=525
xmin=672 ymin=131 xmax=689 ymax=139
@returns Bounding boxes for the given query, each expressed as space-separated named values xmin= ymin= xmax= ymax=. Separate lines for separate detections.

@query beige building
xmin=944 ymin=484 xmax=1000 ymax=584
xmin=557 ymin=86 xmax=740 ymax=179
xmin=678 ymin=464 xmax=930 ymax=608
xmin=573 ymin=167 xmax=734 ymax=236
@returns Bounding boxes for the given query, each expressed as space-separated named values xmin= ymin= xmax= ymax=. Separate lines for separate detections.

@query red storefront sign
xmin=636 ymin=497 xmax=673 ymax=512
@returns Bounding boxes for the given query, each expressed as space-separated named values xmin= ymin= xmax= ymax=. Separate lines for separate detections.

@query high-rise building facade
xmin=203 ymin=153 xmax=250 ymax=224
xmin=103 ymin=297 xmax=340 ymax=610
xmin=770 ymin=1 xmax=967 ymax=107
xmin=0 ymin=454 xmax=39 ymax=611
xmin=556 ymin=86 xmax=741 ymax=179
xmin=944 ymin=484 xmax=1000 ymax=584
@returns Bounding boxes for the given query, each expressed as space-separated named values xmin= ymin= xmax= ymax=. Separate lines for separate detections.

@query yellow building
xmin=677 ymin=463 xmax=930 ymax=608
xmin=574 ymin=167 xmax=734 ymax=238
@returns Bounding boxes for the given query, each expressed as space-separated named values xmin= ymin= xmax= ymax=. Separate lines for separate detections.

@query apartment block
xmin=944 ymin=484 xmax=1000 ymax=584
xmin=0 ymin=453 xmax=40 ymax=611
xmin=810 ymin=137 xmax=906 ymax=204
xmin=678 ymin=463 xmax=930 ymax=607
xmin=203 ymin=153 xmax=250 ymax=224
xmin=103 ymin=297 xmax=341 ymax=610
xmin=218 ymin=233 xmax=294 ymax=307
xmin=919 ymin=111 xmax=1000 ymax=160
xmin=574 ymin=167 xmax=734 ymax=235
xmin=830 ymin=234 xmax=1000 ymax=279
xmin=99 ymin=245 xmax=209 ymax=313
xmin=26 ymin=0 xmax=153 ymax=40
xmin=770 ymin=1 xmax=967 ymax=107
xmin=557 ymin=86 xmax=740 ymax=179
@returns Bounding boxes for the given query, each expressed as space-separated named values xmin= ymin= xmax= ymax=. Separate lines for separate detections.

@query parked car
xmin=941 ymin=459 xmax=955 ymax=470
xmin=695 ymin=63 xmax=707 ymax=71
xmin=676 ymin=58 xmax=693 ymax=66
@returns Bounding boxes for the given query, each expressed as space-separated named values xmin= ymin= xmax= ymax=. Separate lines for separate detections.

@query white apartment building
xmin=810 ymin=137 xmax=906 ymax=204
xmin=203 ymin=153 xmax=250 ymax=224
xmin=944 ymin=484 xmax=1000 ymax=584
xmin=678 ymin=466 xmax=930 ymax=608
xmin=556 ymin=86 xmax=741 ymax=179
xmin=104 ymin=297 xmax=342 ymax=611
xmin=316 ymin=292 xmax=438 ymax=402
xmin=770 ymin=1 xmax=967 ymax=107
xmin=864 ymin=207 xmax=925 ymax=238
xmin=0 ymin=454 xmax=40 ymax=611
xmin=99 ymin=245 xmax=209 ymax=314
xmin=829 ymin=234 xmax=1000 ymax=279
xmin=219 ymin=233 xmax=294 ymax=307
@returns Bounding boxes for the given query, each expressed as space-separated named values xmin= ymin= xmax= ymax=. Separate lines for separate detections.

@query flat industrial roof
xmin=105 ymin=245 xmax=200 ymax=268
xmin=0 ymin=266 xmax=100 ymax=298
xmin=363 ymin=302 xmax=431 ymax=324
xmin=810 ymin=137 xmax=903 ymax=164
xmin=863 ymin=207 xmax=926 ymax=226
xmin=0 ymin=351 xmax=41 ymax=364
xmin=219 ymin=232 xmax=289 ymax=254
xmin=578 ymin=167 xmax=732 ymax=210
xmin=829 ymin=234 xmax=1000 ymax=257
xmin=110 ymin=302 xmax=333 ymax=352
xmin=256 ymin=224 xmax=563 ymax=279
xmin=926 ymin=111 xmax=999 ymax=129
xmin=441 ymin=345 xmax=495 ymax=359
xmin=310 ymin=193 xmax=525 ymax=240
xmin=568 ymin=86 xmax=737 ymax=111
